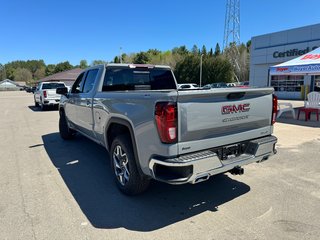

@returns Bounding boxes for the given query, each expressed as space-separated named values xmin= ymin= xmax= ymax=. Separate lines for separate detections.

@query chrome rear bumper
xmin=149 ymin=135 xmax=277 ymax=184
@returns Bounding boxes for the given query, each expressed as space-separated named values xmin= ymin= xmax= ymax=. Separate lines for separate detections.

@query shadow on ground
xmin=277 ymin=108 xmax=320 ymax=128
xmin=28 ymin=105 xmax=58 ymax=112
xmin=42 ymin=133 xmax=250 ymax=231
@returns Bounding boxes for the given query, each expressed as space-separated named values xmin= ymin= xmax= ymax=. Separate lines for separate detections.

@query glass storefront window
xmin=271 ymin=75 xmax=304 ymax=92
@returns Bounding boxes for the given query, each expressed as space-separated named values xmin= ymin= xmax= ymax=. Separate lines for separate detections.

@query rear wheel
xmin=110 ymin=134 xmax=150 ymax=195
xmin=39 ymin=99 xmax=46 ymax=111
xmin=34 ymin=97 xmax=39 ymax=107
xmin=59 ymin=111 xmax=75 ymax=140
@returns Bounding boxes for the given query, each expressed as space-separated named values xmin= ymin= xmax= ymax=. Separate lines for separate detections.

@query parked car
xmin=203 ymin=82 xmax=229 ymax=89
xmin=236 ymin=81 xmax=250 ymax=88
xmin=34 ymin=82 xmax=67 ymax=110
xmin=178 ymin=83 xmax=199 ymax=90
xmin=57 ymin=64 xmax=278 ymax=195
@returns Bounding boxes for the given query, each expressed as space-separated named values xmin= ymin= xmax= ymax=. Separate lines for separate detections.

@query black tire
xmin=110 ymin=134 xmax=150 ymax=195
xmin=34 ymin=98 xmax=39 ymax=107
xmin=59 ymin=111 xmax=75 ymax=140
xmin=40 ymin=100 xmax=46 ymax=111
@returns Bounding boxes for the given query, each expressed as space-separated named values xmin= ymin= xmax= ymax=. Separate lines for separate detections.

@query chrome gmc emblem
xmin=221 ymin=103 xmax=250 ymax=115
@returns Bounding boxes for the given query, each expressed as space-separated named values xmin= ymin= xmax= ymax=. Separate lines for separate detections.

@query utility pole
xmin=119 ymin=47 xmax=122 ymax=63
xmin=223 ymin=0 xmax=241 ymax=83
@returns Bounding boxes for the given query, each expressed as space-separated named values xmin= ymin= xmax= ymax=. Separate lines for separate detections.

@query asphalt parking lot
xmin=1 ymin=91 xmax=320 ymax=240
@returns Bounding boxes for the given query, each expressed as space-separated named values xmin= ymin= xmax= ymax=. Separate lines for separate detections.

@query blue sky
xmin=1 ymin=0 xmax=320 ymax=65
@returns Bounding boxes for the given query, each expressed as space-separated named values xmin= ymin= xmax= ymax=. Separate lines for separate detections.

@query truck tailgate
xmin=177 ymin=87 xmax=274 ymax=155
xmin=45 ymin=89 xmax=61 ymax=99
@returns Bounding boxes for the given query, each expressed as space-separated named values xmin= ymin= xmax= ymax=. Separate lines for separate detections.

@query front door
xmin=73 ymin=68 xmax=100 ymax=139
xmin=65 ymin=72 xmax=85 ymax=126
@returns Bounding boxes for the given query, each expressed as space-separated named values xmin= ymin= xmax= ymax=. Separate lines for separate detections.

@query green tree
xmin=4 ymin=60 xmax=45 ymax=79
xmin=133 ymin=52 xmax=150 ymax=64
xmin=80 ymin=60 xmax=88 ymax=69
xmin=114 ymin=56 xmax=120 ymax=63
xmin=0 ymin=64 xmax=6 ymax=80
xmin=13 ymin=68 xmax=32 ymax=82
xmin=172 ymin=45 xmax=189 ymax=56
xmin=121 ymin=53 xmax=127 ymax=63
xmin=45 ymin=64 xmax=56 ymax=76
xmin=174 ymin=55 xmax=233 ymax=85
xmin=34 ymin=67 xmax=45 ymax=80
xmin=54 ymin=61 xmax=73 ymax=73
xmin=246 ymin=40 xmax=252 ymax=52
xmin=92 ymin=60 xmax=107 ymax=66
xmin=201 ymin=45 xmax=207 ymax=56
xmin=147 ymin=49 xmax=161 ymax=56
xmin=174 ymin=55 xmax=200 ymax=84
xmin=214 ymin=43 xmax=221 ymax=56
xmin=191 ymin=44 xmax=199 ymax=55
xmin=209 ymin=48 xmax=213 ymax=57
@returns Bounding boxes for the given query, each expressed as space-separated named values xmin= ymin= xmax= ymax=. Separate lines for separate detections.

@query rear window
xmin=42 ymin=83 xmax=65 ymax=89
xmin=102 ymin=67 xmax=176 ymax=91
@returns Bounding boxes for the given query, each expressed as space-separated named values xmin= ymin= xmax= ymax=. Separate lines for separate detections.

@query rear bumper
xmin=43 ymin=98 xmax=60 ymax=105
xmin=149 ymin=135 xmax=277 ymax=184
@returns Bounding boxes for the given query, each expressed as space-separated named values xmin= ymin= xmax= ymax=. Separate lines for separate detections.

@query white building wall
xmin=250 ymin=24 xmax=320 ymax=97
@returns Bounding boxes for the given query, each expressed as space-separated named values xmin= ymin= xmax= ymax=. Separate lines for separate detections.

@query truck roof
xmin=103 ymin=63 xmax=171 ymax=69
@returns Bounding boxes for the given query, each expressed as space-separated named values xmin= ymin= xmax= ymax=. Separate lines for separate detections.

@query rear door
xmin=177 ymin=88 xmax=274 ymax=154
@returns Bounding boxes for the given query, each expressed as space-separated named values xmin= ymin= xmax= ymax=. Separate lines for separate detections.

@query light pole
xmin=200 ymin=54 xmax=204 ymax=88
xmin=119 ymin=47 xmax=122 ymax=63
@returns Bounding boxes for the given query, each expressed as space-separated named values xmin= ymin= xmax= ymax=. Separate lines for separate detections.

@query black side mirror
xmin=56 ymin=87 xmax=68 ymax=95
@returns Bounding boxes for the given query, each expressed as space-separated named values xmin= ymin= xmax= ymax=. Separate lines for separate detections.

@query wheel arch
xmin=105 ymin=118 xmax=143 ymax=175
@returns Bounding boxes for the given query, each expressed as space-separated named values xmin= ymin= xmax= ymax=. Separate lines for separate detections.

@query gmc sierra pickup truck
xmin=56 ymin=64 xmax=278 ymax=195
xmin=34 ymin=82 xmax=67 ymax=110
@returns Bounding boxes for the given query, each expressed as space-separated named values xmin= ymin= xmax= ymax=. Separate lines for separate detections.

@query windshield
xmin=42 ymin=83 xmax=65 ymax=89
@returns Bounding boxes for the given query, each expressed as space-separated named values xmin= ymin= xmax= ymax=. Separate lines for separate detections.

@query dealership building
xmin=250 ymin=23 xmax=320 ymax=99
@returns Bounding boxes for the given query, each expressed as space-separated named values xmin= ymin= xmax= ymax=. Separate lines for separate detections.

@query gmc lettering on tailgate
xmin=221 ymin=103 xmax=250 ymax=115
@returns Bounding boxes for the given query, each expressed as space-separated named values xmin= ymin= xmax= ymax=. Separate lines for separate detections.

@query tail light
xmin=155 ymin=102 xmax=177 ymax=144
xmin=43 ymin=90 xmax=47 ymax=98
xmin=272 ymin=94 xmax=278 ymax=125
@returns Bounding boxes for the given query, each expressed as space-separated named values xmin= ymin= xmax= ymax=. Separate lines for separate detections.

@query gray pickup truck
xmin=56 ymin=64 xmax=278 ymax=195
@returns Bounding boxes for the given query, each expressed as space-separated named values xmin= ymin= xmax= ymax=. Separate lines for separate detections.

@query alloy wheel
xmin=113 ymin=145 xmax=130 ymax=186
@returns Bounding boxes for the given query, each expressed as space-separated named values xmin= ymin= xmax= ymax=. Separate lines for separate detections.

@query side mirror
xmin=56 ymin=87 xmax=68 ymax=95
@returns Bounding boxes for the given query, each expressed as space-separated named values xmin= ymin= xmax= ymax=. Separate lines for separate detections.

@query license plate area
xmin=214 ymin=142 xmax=248 ymax=160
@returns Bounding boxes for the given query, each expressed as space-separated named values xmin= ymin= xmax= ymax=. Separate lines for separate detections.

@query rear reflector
xmin=155 ymin=102 xmax=177 ymax=144
xmin=272 ymin=94 xmax=278 ymax=125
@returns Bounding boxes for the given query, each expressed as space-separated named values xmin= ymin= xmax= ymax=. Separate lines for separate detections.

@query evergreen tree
xmin=114 ymin=56 xmax=120 ymax=63
xmin=209 ymin=48 xmax=213 ymax=57
xmin=191 ymin=44 xmax=199 ymax=55
xmin=201 ymin=45 xmax=207 ymax=56
xmin=214 ymin=43 xmax=221 ymax=56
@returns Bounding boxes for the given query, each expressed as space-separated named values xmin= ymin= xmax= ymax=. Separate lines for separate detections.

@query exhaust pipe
xmin=230 ymin=166 xmax=244 ymax=175
xmin=194 ymin=174 xmax=210 ymax=183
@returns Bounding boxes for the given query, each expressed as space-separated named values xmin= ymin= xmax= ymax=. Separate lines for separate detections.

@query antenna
xmin=223 ymin=0 xmax=241 ymax=82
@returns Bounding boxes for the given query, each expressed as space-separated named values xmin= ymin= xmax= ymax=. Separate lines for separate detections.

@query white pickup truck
xmin=56 ymin=64 xmax=278 ymax=195
xmin=34 ymin=82 xmax=67 ymax=110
